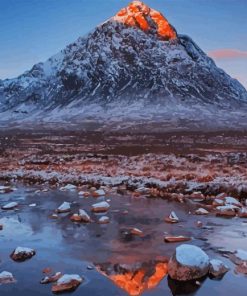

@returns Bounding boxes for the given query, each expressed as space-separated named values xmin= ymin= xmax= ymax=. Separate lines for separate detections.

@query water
xmin=0 ymin=184 xmax=247 ymax=295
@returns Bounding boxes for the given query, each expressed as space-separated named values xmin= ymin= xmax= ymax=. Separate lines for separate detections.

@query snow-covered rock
xmin=10 ymin=247 xmax=36 ymax=262
xmin=52 ymin=274 xmax=83 ymax=293
xmin=209 ymin=259 xmax=229 ymax=278
xmin=164 ymin=236 xmax=191 ymax=243
xmin=70 ymin=209 xmax=91 ymax=223
xmin=224 ymin=196 xmax=242 ymax=207
xmin=168 ymin=244 xmax=209 ymax=281
xmin=98 ymin=216 xmax=110 ymax=224
xmin=216 ymin=205 xmax=238 ymax=217
xmin=190 ymin=192 xmax=205 ymax=202
xmin=91 ymin=201 xmax=110 ymax=213
xmin=56 ymin=202 xmax=71 ymax=213
xmin=195 ymin=208 xmax=209 ymax=215
xmin=130 ymin=227 xmax=143 ymax=236
xmin=165 ymin=211 xmax=179 ymax=223
xmin=213 ymin=198 xmax=225 ymax=206
xmin=60 ymin=184 xmax=77 ymax=191
xmin=0 ymin=271 xmax=16 ymax=284
xmin=231 ymin=249 xmax=247 ymax=264
xmin=238 ymin=207 xmax=247 ymax=218
xmin=135 ymin=186 xmax=150 ymax=194
xmin=78 ymin=209 xmax=91 ymax=222
xmin=1 ymin=202 xmax=18 ymax=210
xmin=0 ymin=186 xmax=13 ymax=194
xmin=92 ymin=189 xmax=106 ymax=197
xmin=40 ymin=272 xmax=62 ymax=284
xmin=78 ymin=191 xmax=90 ymax=197
xmin=29 ymin=203 xmax=37 ymax=207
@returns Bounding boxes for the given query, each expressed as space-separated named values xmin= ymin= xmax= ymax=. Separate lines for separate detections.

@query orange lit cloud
xmin=208 ymin=49 xmax=247 ymax=59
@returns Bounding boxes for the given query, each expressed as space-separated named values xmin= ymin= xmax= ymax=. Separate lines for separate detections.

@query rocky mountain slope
xmin=0 ymin=1 xmax=246 ymax=129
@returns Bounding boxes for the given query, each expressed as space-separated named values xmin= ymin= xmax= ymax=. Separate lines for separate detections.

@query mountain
xmin=0 ymin=1 xmax=247 ymax=129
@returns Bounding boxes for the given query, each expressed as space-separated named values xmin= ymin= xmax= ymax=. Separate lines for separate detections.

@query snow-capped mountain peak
xmin=0 ymin=1 xmax=247 ymax=128
xmin=112 ymin=1 xmax=177 ymax=40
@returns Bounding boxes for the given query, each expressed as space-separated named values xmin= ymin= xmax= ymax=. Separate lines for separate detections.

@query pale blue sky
xmin=0 ymin=0 xmax=246 ymax=87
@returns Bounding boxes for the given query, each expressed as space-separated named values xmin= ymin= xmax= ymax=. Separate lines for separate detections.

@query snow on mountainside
xmin=0 ymin=1 xmax=246 ymax=129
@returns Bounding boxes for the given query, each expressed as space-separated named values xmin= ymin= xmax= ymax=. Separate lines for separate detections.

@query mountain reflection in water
xmin=96 ymin=260 xmax=168 ymax=296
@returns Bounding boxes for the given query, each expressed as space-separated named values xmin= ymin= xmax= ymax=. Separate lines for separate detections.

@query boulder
xmin=224 ymin=196 xmax=242 ymax=207
xmin=216 ymin=193 xmax=227 ymax=200
xmin=0 ymin=186 xmax=14 ymax=194
xmin=195 ymin=208 xmax=209 ymax=215
xmin=29 ymin=203 xmax=37 ymax=207
xmin=135 ymin=186 xmax=150 ymax=194
xmin=230 ymin=249 xmax=247 ymax=274
xmin=2 ymin=202 xmax=18 ymax=210
xmin=130 ymin=227 xmax=143 ymax=236
xmin=209 ymin=259 xmax=229 ymax=278
xmin=10 ymin=247 xmax=36 ymax=262
xmin=168 ymin=244 xmax=209 ymax=281
xmin=92 ymin=189 xmax=106 ymax=197
xmin=0 ymin=271 xmax=16 ymax=284
xmin=164 ymin=236 xmax=191 ymax=243
xmin=165 ymin=211 xmax=179 ymax=223
xmin=78 ymin=191 xmax=90 ymax=197
xmin=56 ymin=202 xmax=71 ymax=213
xmin=190 ymin=192 xmax=205 ymax=202
xmin=41 ymin=272 xmax=62 ymax=284
xmin=70 ymin=209 xmax=91 ymax=223
xmin=230 ymin=249 xmax=247 ymax=265
xmin=60 ymin=184 xmax=77 ymax=191
xmin=91 ymin=201 xmax=110 ymax=213
xmin=51 ymin=213 xmax=58 ymax=219
xmin=212 ymin=198 xmax=224 ymax=207
xmin=98 ymin=216 xmax=110 ymax=224
xmin=216 ymin=205 xmax=238 ymax=217
xmin=235 ymin=262 xmax=247 ymax=275
xmin=51 ymin=274 xmax=83 ymax=294
xmin=238 ymin=207 xmax=247 ymax=218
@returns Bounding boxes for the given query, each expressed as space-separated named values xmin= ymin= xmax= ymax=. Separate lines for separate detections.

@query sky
xmin=0 ymin=0 xmax=246 ymax=88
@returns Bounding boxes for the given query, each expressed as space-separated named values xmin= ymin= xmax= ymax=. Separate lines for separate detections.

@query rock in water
xmin=216 ymin=205 xmax=238 ymax=217
xmin=164 ymin=236 xmax=191 ymax=243
xmin=0 ymin=271 xmax=16 ymax=284
xmin=56 ymin=202 xmax=71 ymax=213
xmin=165 ymin=211 xmax=179 ymax=223
xmin=51 ymin=274 xmax=83 ymax=294
xmin=10 ymin=247 xmax=36 ymax=262
xmin=130 ymin=227 xmax=143 ymax=236
xmin=0 ymin=186 xmax=14 ymax=194
xmin=168 ymin=244 xmax=209 ymax=281
xmin=238 ymin=207 xmax=247 ymax=218
xmin=230 ymin=249 xmax=247 ymax=265
xmin=195 ymin=208 xmax=209 ymax=215
xmin=60 ymin=184 xmax=77 ymax=191
xmin=91 ymin=201 xmax=110 ymax=213
xmin=70 ymin=209 xmax=91 ymax=223
xmin=40 ymin=272 xmax=63 ymax=284
xmin=92 ymin=189 xmax=106 ymax=197
xmin=2 ymin=202 xmax=18 ymax=210
xmin=98 ymin=216 xmax=110 ymax=224
xmin=209 ymin=259 xmax=229 ymax=278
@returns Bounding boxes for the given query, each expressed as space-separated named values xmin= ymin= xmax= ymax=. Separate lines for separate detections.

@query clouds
xmin=208 ymin=49 xmax=247 ymax=59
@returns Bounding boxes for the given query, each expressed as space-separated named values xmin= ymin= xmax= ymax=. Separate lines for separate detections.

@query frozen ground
xmin=0 ymin=129 xmax=247 ymax=195
xmin=0 ymin=100 xmax=247 ymax=132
